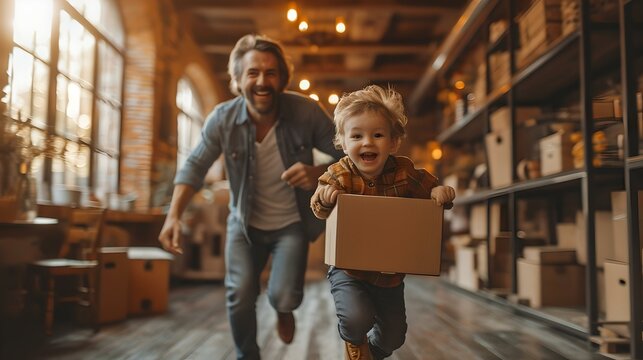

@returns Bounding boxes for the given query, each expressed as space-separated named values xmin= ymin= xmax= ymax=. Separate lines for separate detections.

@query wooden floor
xmin=23 ymin=275 xmax=608 ymax=360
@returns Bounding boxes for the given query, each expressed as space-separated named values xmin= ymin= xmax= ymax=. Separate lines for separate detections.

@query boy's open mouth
xmin=361 ymin=152 xmax=377 ymax=161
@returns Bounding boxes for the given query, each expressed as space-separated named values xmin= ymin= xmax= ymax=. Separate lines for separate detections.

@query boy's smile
xmin=341 ymin=110 xmax=399 ymax=179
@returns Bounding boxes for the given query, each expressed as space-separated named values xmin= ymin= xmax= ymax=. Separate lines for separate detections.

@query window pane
xmin=78 ymin=88 xmax=93 ymax=141
xmin=13 ymin=0 xmax=53 ymax=59
xmin=32 ymin=60 xmax=49 ymax=128
xmin=9 ymin=48 xmax=33 ymax=120
xmin=58 ymin=11 xmax=71 ymax=75
xmin=77 ymin=144 xmax=90 ymax=184
xmin=97 ymin=100 xmax=120 ymax=153
xmin=81 ymin=30 xmax=95 ymax=85
xmin=64 ymin=141 xmax=79 ymax=185
xmin=98 ymin=41 xmax=122 ymax=101
xmin=66 ymin=80 xmax=81 ymax=138
xmin=55 ymin=75 xmax=68 ymax=134
xmin=94 ymin=152 xmax=118 ymax=195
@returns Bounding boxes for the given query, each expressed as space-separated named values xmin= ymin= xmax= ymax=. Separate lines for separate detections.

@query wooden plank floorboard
xmin=24 ymin=274 xmax=611 ymax=360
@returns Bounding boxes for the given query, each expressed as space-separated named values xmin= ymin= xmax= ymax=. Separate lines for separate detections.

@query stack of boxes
xmin=516 ymin=0 xmax=562 ymax=68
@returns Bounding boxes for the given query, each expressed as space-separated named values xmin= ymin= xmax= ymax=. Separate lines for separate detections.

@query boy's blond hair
xmin=332 ymin=85 xmax=408 ymax=149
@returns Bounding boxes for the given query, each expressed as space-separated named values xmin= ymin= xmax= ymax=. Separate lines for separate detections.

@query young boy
xmin=310 ymin=85 xmax=455 ymax=360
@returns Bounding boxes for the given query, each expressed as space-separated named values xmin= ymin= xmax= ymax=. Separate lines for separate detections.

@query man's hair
xmin=332 ymin=85 xmax=408 ymax=149
xmin=228 ymin=34 xmax=292 ymax=96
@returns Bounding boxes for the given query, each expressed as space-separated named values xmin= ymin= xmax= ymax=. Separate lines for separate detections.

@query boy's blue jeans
xmin=225 ymin=220 xmax=309 ymax=360
xmin=328 ymin=266 xmax=407 ymax=360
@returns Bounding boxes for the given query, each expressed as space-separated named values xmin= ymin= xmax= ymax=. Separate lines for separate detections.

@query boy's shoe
xmin=276 ymin=311 xmax=295 ymax=344
xmin=344 ymin=340 xmax=372 ymax=360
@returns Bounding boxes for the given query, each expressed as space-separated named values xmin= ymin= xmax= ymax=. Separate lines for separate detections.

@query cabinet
xmin=412 ymin=0 xmax=642 ymax=356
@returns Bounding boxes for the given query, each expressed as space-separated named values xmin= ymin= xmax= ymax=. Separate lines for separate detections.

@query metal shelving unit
xmin=420 ymin=0 xmax=641 ymax=357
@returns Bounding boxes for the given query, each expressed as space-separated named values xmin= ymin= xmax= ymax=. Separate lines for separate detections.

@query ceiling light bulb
xmin=335 ymin=18 xmax=346 ymax=33
xmin=287 ymin=9 xmax=297 ymax=22
xmin=298 ymin=20 xmax=308 ymax=32
xmin=328 ymin=93 xmax=339 ymax=105
xmin=431 ymin=148 xmax=443 ymax=160
xmin=299 ymin=79 xmax=310 ymax=91
xmin=309 ymin=93 xmax=319 ymax=101
xmin=454 ymin=80 xmax=465 ymax=90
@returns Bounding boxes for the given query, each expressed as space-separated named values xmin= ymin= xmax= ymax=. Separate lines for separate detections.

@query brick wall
xmin=118 ymin=0 xmax=225 ymax=210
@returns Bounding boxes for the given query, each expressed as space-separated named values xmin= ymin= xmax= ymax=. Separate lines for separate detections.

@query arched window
xmin=5 ymin=0 xmax=124 ymax=200
xmin=176 ymin=77 xmax=204 ymax=168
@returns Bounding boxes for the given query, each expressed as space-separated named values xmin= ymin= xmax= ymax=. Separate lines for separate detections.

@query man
xmin=158 ymin=34 xmax=343 ymax=360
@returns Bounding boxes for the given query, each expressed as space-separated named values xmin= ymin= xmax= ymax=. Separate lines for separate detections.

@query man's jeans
xmin=328 ymin=267 xmax=407 ymax=360
xmin=225 ymin=220 xmax=309 ymax=360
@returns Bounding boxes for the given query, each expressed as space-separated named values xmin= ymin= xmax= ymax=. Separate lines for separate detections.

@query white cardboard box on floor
xmin=325 ymin=194 xmax=443 ymax=275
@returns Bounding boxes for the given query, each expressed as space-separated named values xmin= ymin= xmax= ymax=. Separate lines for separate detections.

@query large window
xmin=4 ymin=0 xmax=124 ymax=199
xmin=176 ymin=77 xmax=204 ymax=168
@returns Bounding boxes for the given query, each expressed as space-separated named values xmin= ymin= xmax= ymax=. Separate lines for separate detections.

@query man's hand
xmin=158 ymin=216 xmax=184 ymax=255
xmin=281 ymin=162 xmax=325 ymax=191
xmin=430 ymin=185 xmax=456 ymax=207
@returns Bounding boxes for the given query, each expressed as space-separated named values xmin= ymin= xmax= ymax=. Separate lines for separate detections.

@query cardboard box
xmin=486 ymin=129 xmax=512 ymax=188
xmin=325 ymin=194 xmax=443 ymax=275
xmin=456 ymin=246 xmax=479 ymax=291
xmin=517 ymin=258 xmax=585 ymax=308
xmin=523 ymin=246 xmax=576 ymax=264
xmin=611 ymin=191 xmax=628 ymax=263
xmin=540 ymin=132 xmax=573 ymax=176
xmin=128 ymin=247 xmax=174 ymax=315
xmin=604 ymin=260 xmax=630 ymax=322
xmin=575 ymin=211 xmax=615 ymax=266
xmin=555 ymin=222 xmax=577 ymax=249
xmin=97 ymin=247 xmax=129 ymax=324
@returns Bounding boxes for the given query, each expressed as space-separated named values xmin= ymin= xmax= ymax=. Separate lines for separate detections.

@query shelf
xmin=454 ymin=169 xmax=586 ymax=205
xmin=437 ymin=88 xmax=508 ymax=144
xmin=513 ymin=32 xmax=581 ymax=104
xmin=512 ymin=27 xmax=622 ymax=104
xmin=627 ymin=155 xmax=643 ymax=170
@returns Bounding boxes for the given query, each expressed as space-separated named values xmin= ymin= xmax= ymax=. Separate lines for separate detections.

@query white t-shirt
xmin=248 ymin=124 xmax=301 ymax=230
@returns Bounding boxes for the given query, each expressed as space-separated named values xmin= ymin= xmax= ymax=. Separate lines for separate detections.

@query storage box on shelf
xmin=516 ymin=0 xmax=563 ymax=69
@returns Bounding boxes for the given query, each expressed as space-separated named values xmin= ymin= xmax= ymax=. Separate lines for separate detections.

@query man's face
xmin=239 ymin=50 xmax=282 ymax=119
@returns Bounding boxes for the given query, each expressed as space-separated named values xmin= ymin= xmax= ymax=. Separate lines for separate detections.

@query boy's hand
xmin=430 ymin=185 xmax=456 ymax=207
xmin=319 ymin=185 xmax=345 ymax=207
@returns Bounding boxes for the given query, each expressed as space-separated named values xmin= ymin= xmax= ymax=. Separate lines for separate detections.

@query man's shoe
xmin=344 ymin=340 xmax=372 ymax=360
xmin=276 ymin=311 xmax=295 ymax=344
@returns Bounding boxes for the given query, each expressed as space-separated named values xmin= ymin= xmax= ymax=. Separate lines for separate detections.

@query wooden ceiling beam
xmin=177 ymin=4 xmax=460 ymax=17
xmin=217 ymin=69 xmax=422 ymax=82
xmin=204 ymin=44 xmax=434 ymax=55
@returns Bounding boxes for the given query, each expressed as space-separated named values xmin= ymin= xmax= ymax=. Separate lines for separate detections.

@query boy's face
xmin=239 ymin=50 xmax=282 ymax=119
xmin=341 ymin=110 xmax=400 ymax=179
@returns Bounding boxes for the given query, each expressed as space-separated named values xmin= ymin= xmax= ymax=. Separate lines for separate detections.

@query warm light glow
xmin=287 ymin=9 xmax=298 ymax=22
xmin=431 ymin=148 xmax=443 ymax=160
xmin=335 ymin=18 xmax=346 ymax=33
xmin=454 ymin=80 xmax=465 ymax=90
xmin=328 ymin=93 xmax=339 ymax=105
xmin=309 ymin=93 xmax=319 ymax=101
xmin=298 ymin=20 xmax=308 ymax=32
xmin=299 ymin=79 xmax=310 ymax=91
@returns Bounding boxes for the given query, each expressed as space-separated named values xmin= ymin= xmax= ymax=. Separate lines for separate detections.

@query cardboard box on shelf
xmin=555 ymin=222 xmax=577 ymax=249
xmin=469 ymin=204 xmax=487 ymax=239
xmin=517 ymin=258 xmax=585 ymax=308
xmin=456 ymin=246 xmax=479 ymax=291
xmin=539 ymin=131 xmax=574 ymax=176
xmin=523 ymin=246 xmax=576 ymax=264
xmin=325 ymin=194 xmax=443 ymax=276
xmin=575 ymin=211 xmax=615 ymax=266
xmin=128 ymin=247 xmax=174 ymax=316
xmin=610 ymin=191 xmax=628 ymax=263
xmin=516 ymin=0 xmax=562 ymax=68
xmin=486 ymin=129 xmax=512 ymax=188
xmin=604 ymin=260 xmax=630 ymax=338
xmin=604 ymin=260 xmax=630 ymax=321
xmin=97 ymin=247 xmax=129 ymax=324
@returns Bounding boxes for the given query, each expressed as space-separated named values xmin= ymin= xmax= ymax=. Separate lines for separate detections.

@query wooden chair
xmin=30 ymin=208 xmax=105 ymax=335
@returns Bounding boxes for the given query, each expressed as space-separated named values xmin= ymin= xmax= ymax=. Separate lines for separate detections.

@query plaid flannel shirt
xmin=311 ymin=155 xmax=439 ymax=287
